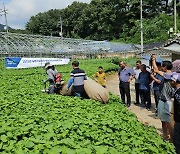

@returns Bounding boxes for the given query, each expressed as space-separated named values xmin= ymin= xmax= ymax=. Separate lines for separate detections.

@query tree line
xmin=25 ymin=0 xmax=180 ymax=44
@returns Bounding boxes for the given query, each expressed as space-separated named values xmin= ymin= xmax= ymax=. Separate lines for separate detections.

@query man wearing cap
xmin=170 ymin=73 xmax=180 ymax=154
xmin=152 ymin=55 xmax=174 ymax=141
xmin=44 ymin=62 xmax=58 ymax=94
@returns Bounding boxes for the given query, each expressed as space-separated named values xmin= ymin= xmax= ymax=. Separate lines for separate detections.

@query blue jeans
xmin=73 ymin=92 xmax=81 ymax=97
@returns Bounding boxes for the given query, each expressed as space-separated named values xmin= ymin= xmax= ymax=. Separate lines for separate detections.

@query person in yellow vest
xmin=93 ymin=66 xmax=106 ymax=88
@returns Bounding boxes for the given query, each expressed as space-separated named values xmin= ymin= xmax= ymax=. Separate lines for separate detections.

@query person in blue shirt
xmin=139 ymin=64 xmax=152 ymax=110
xmin=118 ymin=61 xmax=135 ymax=107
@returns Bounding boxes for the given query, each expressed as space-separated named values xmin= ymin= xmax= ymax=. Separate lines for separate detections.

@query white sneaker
xmin=41 ymin=89 xmax=49 ymax=93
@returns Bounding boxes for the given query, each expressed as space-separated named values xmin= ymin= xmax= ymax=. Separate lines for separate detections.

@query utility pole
xmin=0 ymin=3 xmax=8 ymax=33
xmin=3 ymin=3 xmax=8 ymax=33
xmin=174 ymin=0 xmax=177 ymax=34
xmin=59 ymin=15 xmax=63 ymax=38
xmin=140 ymin=0 xmax=143 ymax=53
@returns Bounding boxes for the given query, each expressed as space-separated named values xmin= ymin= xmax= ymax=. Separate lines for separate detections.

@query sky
xmin=0 ymin=0 xmax=91 ymax=29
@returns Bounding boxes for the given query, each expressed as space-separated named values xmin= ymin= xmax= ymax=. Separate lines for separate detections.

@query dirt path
xmin=106 ymin=73 xmax=162 ymax=134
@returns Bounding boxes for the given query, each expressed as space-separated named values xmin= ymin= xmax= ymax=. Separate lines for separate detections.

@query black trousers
xmin=154 ymin=90 xmax=160 ymax=109
xmin=119 ymin=82 xmax=131 ymax=106
xmin=135 ymin=83 xmax=140 ymax=104
xmin=48 ymin=83 xmax=55 ymax=94
xmin=139 ymin=89 xmax=151 ymax=109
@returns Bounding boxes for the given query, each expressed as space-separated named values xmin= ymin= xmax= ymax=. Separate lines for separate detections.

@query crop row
xmin=0 ymin=59 xmax=175 ymax=153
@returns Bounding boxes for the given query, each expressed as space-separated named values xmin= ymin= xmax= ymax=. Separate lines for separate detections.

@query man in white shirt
xmin=133 ymin=60 xmax=142 ymax=105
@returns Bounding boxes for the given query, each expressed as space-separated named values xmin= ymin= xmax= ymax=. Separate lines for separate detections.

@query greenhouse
xmin=0 ymin=32 xmax=112 ymax=58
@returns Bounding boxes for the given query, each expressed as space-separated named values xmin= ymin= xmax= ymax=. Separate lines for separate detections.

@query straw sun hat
xmin=44 ymin=62 xmax=53 ymax=69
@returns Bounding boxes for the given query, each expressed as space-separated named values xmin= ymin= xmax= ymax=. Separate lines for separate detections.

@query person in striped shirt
xmin=67 ymin=61 xmax=87 ymax=97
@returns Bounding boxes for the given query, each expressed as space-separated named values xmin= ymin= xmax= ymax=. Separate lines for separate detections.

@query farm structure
xmin=136 ymin=35 xmax=180 ymax=62
xmin=0 ymin=32 xmax=137 ymax=59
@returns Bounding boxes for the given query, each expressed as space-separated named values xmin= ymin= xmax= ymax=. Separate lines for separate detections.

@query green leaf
xmin=48 ymin=146 xmax=62 ymax=154
xmin=25 ymin=141 xmax=34 ymax=149
xmin=94 ymin=146 xmax=108 ymax=154
xmin=1 ymin=135 xmax=7 ymax=142
xmin=7 ymin=132 xmax=13 ymax=138
xmin=60 ymin=138 xmax=75 ymax=147
xmin=75 ymin=148 xmax=92 ymax=154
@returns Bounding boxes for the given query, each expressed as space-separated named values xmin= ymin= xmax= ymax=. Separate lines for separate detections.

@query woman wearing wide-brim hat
xmin=44 ymin=62 xmax=58 ymax=94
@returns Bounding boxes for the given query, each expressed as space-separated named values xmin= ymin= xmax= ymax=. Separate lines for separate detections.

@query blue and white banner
xmin=5 ymin=57 xmax=70 ymax=69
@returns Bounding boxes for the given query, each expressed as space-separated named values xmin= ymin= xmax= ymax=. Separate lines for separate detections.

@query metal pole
xmin=140 ymin=0 xmax=143 ymax=53
xmin=174 ymin=0 xmax=177 ymax=34
xmin=60 ymin=16 xmax=63 ymax=38
xmin=58 ymin=15 xmax=63 ymax=38
xmin=3 ymin=3 xmax=8 ymax=33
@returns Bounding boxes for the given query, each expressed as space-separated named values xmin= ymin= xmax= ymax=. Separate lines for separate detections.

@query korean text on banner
xmin=5 ymin=57 xmax=70 ymax=69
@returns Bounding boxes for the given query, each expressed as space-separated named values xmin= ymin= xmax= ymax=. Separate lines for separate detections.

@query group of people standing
xmin=44 ymin=57 xmax=179 ymax=153
xmin=118 ymin=55 xmax=180 ymax=153
xmin=118 ymin=60 xmax=153 ymax=110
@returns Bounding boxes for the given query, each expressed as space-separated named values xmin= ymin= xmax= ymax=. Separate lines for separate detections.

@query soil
xmin=106 ymin=73 xmax=162 ymax=134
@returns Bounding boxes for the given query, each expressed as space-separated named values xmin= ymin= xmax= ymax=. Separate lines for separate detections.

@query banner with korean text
xmin=5 ymin=57 xmax=70 ymax=69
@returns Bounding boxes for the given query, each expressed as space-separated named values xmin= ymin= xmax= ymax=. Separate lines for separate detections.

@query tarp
xmin=61 ymin=82 xmax=72 ymax=96
xmin=5 ymin=57 xmax=70 ymax=69
xmin=84 ymin=78 xmax=109 ymax=104
xmin=61 ymin=78 xmax=109 ymax=103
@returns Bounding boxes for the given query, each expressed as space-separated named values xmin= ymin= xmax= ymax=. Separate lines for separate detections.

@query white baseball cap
xmin=171 ymin=72 xmax=180 ymax=82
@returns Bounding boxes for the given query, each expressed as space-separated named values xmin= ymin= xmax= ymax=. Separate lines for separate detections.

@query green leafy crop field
xmin=0 ymin=59 xmax=175 ymax=153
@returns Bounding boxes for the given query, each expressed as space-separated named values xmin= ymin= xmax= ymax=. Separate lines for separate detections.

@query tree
xmin=120 ymin=14 xmax=180 ymax=44
xmin=25 ymin=0 xmax=179 ymax=42
xmin=26 ymin=9 xmax=61 ymax=36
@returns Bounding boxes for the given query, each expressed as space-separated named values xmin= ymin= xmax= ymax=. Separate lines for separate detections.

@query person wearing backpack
xmin=44 ymin=62 xmax=62 ymax=94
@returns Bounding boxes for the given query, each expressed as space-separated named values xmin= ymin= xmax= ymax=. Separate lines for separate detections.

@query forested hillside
xmin=25 ymin=0 xmax=180 ymax=43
